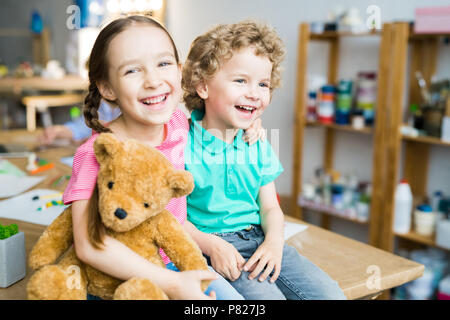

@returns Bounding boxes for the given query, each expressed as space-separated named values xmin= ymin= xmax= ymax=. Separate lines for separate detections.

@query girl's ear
xmin=195 ymin=81 xmax=208 ymax=100
xmin=97 ymin=81 xmax=116 ymax=102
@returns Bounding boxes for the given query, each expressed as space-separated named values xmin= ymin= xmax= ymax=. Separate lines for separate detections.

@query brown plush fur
xmin=27 ymin=133 xmax=210 ymax=300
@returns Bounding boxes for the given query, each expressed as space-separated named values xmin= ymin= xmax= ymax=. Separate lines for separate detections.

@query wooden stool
xmin=21 ymin=94 xmax=84 ymax=131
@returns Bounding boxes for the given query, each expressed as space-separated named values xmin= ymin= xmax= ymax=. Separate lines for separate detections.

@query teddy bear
xmin=27 ymin=133 xmax=210 ymax=300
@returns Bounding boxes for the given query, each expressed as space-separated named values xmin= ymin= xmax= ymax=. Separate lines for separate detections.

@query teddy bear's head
xmin=93 ymin=133 xmax=194 ymax=232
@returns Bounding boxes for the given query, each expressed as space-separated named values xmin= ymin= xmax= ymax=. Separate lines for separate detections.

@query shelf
xmin=310 ymin=30 xmax=380 ymax=40
xmin=402 ymin=134 xmax=450 ymax=147
xmin=298 ymin=197 xmax=369 ymax=225
xmin=395 ymin=230 xmax=450 ymax=251
xmin=306 ymin=121 xmax=373 ymax=134
xmin=409 ymin=32 xmax=450 ymax=40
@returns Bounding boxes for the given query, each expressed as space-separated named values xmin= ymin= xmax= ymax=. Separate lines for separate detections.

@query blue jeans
xmin=166 ymin=262 xmax=244 ymax=300
xmin=208 ymin=225 xmax=347 ymax=300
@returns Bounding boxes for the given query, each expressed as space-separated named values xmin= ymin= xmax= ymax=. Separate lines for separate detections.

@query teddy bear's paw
xmin=113 ymin=278 xmax=169 ymax=300
xmin=27 ymin=265 xmax=87 ymax=300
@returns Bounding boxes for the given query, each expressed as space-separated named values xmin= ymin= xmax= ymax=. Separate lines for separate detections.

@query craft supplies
xmin=414 ymin=204 xmax=437 ymax=236
xmin=307 ymin=91 xmax=318 ymax=122
xmin=336 ymin=80 xmax=353 ymax=124
xmin=355 ymin=72 xmax=377 ymax=125
xmin=436 ymin=219 xmax=450 ymax=249
xmin=50 ymin=174 xmax=71 ymax=187
xmin=318 ymin=85 xmax=336 ymax=124
xmin=437 ymin=276 xmax=450 ymax=300
xmin=37 ymin=200 xmax=64 ymax=211
xmin=393 ymin=180 xmax=413 ymax=234
xmin=32 ymin=192 xmax=62 ymax=201
xmin=30 ymin=162 xmax=54 ymax=175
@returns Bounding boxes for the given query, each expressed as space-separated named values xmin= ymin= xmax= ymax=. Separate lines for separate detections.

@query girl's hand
xmin=243 ymin=237 xmax=284 ymax=283
xmin=208 ymin=236 xmax=245 ymax=281
xmin=168 ymin=270 xmax=218 ymax=300
xmin=243 ymin=117 xmax=266 ymax=145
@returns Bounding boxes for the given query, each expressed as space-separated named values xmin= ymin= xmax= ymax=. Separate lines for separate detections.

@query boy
xmin=182 ymin=20 xmax=346 ymax=300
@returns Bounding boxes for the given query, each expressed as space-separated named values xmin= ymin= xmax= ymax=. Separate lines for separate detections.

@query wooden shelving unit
xmin=290 ymin=23 xmax=392 ymax=244
xmin=376 ymin=25 xmax=450 ymax=253
xmin=291 ymin=22 xmax=450 ymax=253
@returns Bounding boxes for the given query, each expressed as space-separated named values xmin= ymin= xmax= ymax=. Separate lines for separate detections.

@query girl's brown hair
xmin=83 ymin=15 xmax=180 ymax=134
xmin=182 ymin=20 xmax=285 ymax=111
xmin=85 ymin=15 xmax=180 ymax=249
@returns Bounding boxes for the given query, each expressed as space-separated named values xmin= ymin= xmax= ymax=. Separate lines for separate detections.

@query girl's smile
xmin=98 ymin=24 xmax=182 ymax=137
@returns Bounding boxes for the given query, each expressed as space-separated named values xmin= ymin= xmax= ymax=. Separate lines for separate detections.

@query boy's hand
xmin=243 ymin=117 xmax=266 ymax=145
xmin=243 ymin=237 xmax=284 ymax=283
xmin=208 ymin=236 xmax=245 ymax=281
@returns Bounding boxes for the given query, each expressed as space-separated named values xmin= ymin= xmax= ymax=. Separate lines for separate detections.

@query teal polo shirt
xmin=185 ymin=109 xmax=284 ymax=234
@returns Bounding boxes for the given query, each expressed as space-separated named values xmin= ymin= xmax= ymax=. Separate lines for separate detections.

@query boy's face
xmin=197 ymin=46 xmax=272 ymax=130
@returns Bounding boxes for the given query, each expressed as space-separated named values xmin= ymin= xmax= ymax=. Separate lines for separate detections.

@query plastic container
xmin=414 ymin=204 xmax=437 ymax=236
xmin=335 ymin=80 xmax=353 ymax=125
xmin=437 ymin=275 xmax=450 ymax=300
xmin=307 ymin=91 xmax=318 ymax=122
xmin=355 ymin=72 xmax=377 ymax=125
xmin=393 ymin=180 xmax=413 ymax=234
xmin=318 ymin=85 xmax=336 ymax=124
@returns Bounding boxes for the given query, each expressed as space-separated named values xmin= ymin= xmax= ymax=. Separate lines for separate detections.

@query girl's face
xmin=197 ymin=46 xmax=272 ymax=131
xmin=100 ymin=24 xmax=182 ymax=128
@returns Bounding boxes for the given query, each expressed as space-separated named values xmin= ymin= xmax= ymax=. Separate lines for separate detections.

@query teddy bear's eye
xmin=108 ymin=181 xmax=114 ymax=189
xmin=144 ymin=203 xmax=149 ymax=208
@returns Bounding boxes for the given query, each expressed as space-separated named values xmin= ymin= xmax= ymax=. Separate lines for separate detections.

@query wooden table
xmin=0 ymin=130 xmax=424 ymax=300
xmin=0 ymin=75 xmax=88 ymax=95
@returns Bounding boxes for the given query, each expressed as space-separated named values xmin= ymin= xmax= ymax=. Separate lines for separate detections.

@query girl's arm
xmin=243 ymin=181 xmax=285 ymax=283
xmin=71 ymin=199 xmax=216 ymax=299
xmin=184 ymin=220 xmax=245 ymax=281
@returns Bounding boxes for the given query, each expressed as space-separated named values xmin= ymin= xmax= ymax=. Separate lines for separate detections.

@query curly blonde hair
xmin=182 ymin=20 xmax=285 ymax=111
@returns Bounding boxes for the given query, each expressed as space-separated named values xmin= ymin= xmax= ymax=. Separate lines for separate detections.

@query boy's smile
xmin=197 ymin=46 xmax=273 ymax=142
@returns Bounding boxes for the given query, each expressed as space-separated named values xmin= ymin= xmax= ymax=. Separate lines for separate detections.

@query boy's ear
xmin=97 ymin=80 xmax=116 ymax=101
xmin=195 ymin=81 xmax=208 ymax=100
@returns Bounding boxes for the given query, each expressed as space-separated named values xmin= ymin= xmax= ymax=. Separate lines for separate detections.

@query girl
xmin=63 ymin=15 xmax=246 ymax=300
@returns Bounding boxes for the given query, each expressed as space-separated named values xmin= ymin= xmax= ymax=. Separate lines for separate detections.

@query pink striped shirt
xmin=63 ymin=109 xmax=189 ymax=264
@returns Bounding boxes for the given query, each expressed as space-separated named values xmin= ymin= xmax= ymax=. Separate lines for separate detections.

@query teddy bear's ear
xmin=167 ymin=170 xmax=195 ymax=198
xmin=94 ymin=133 xmax=123 ymax=163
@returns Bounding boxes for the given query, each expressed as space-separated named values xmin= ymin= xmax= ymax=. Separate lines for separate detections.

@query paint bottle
xmin=393 ymin=179 xmax=413 ymax=234
xmin=307 ymin=91 xmax=318 ymax=122
xmin=355 ymin=72 xmax=377 ymax=126
xmin=335 ymin=80 xmax=353 ymax=125
xmin=318 ymin=85 xmax=336 ymax=124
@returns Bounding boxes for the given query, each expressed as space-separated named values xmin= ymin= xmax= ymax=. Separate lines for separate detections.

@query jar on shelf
xmin=307 ymin=91 xmax=318 ymax=122
xmin=318 ymin=85 xmax=336 ymax=124
xmin=355 ymin=72 xmax=377 ymax=126
xmin=336 ymin=80 xmax=353 ymax=125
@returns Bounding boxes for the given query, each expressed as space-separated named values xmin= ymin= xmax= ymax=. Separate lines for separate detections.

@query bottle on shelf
xmin=336 ymin=80 xmax=353 ymax=125
xmin=355 ymin=71 xmax=377 ymax=126
xmin=317 ymin=85 xmax=336 ymax=124
xmin=393 ymin=179 xmax=413 ymax=234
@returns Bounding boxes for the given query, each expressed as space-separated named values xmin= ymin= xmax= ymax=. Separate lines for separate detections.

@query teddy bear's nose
xmin=114 ymin=208 xmax=127 ymax=220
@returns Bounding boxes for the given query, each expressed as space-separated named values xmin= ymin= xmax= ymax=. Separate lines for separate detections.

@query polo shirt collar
xmin=191 ymin=109 xmax=246 ymax=155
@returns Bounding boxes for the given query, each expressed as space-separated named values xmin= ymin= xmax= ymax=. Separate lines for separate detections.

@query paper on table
xmin=284 ymin=221 xmax=308 ymax=240
xmin=0 ymin=174 xmax=46 ymax=198
xmin=0 ymin=189 xmax=68 ymax=226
